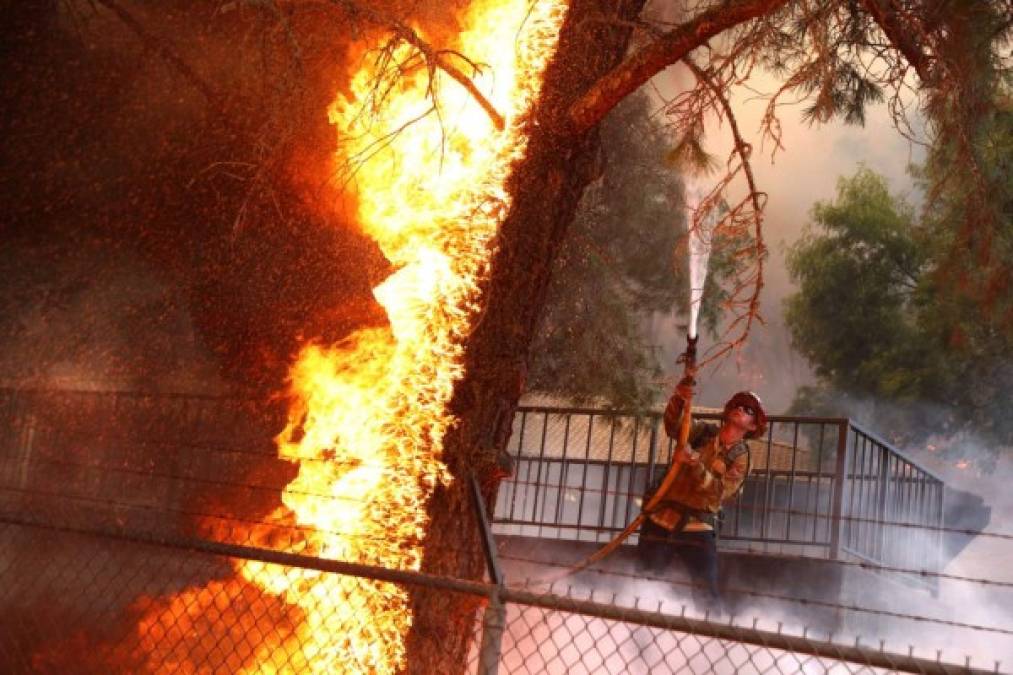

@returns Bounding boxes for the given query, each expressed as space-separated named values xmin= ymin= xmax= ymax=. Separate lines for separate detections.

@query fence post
xmin=478 ymin=589 xmax=506 ymax=675
xmin=932 ymin=482 xmax=945 ymax=598
xmin=470 ymin=473 xmax=506 ymax=673
xmin=829 ymin=420 xmax=850 ymax=560
xmin=647 ymin=418 xmax=658 ymax=482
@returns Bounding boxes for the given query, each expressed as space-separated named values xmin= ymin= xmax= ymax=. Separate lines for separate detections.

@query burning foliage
xmin=24 ymin=1 xmax=571 ymax=672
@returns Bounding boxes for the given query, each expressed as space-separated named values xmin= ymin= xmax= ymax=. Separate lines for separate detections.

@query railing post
xmin=932 ymin=481 xmax=945 ymax=598
xmin=829 ymin=420 xmax=850 ymax=560
xmin=876 ymin=444 xmax=891 ymax=561
xmin=647 ymin=418 xmax=658 ymax=483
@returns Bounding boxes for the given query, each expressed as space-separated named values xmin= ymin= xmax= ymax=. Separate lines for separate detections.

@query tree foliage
xmin=8 ymin=0 xmax=1005 ymax=393
xmin=786 ymin=102 xmax=1013 ymax=455
xmin=785 ymin=168 xmax=926 ymax=394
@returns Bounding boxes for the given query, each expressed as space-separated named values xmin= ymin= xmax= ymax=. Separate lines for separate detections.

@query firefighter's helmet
xmin=723 ymin=391 xmax=767 ymax=439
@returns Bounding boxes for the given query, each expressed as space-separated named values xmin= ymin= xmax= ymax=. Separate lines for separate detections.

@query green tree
xmin=786 ymin=103 xmax=1013 ymax=455
xmin=785 ymin=168 xmax=927 ymax=397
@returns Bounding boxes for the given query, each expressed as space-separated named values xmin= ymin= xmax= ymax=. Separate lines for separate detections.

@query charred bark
xmin=405 ymin=0 xmax=648 ymax=672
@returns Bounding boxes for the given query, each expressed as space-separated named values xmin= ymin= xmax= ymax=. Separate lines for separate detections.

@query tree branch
xmin=333 ymin=0 xmax=505 ymax=131
xmin=684 ymin=58 xmax=767 ymax=368
xmin=567 ymin=0 xmax=791 ymax=135
xmin=858 ymin=0 xmax=934 ymax=83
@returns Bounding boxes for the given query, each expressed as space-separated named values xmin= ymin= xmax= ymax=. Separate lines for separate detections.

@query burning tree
xmin=404 ymin=1 xmax=1008 ymax=669
xmin=5 ymin=0 xmax=1009 ymax=672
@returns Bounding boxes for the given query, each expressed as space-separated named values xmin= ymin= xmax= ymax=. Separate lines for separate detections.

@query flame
xmin=89 ymin=2 xmax=569 ymax=674
xmin=250 ymin=3 xmax=568 ymax=669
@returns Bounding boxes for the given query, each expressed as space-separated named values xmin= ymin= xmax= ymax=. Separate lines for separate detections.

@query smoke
xmin=0 ymin=241 xmax=225 ymax=393
xmin=780 ymin=392 xmax=1013 ymax=665
xmin=829 ymin=452 xmax=1013 ymax=669
xmin=638 ymin=1 xmax=927 ymax=414
xmin=0 ymin=2 xmax=407 ymax=394
xmin=794 ymin=387 xmax=1013 ymax=474
xmin=508 ymin=536 xmax=1013 ymax=671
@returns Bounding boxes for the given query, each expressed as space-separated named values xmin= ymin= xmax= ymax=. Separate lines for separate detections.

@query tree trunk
xmin=405 ymin=0 xmax=648 ymax=672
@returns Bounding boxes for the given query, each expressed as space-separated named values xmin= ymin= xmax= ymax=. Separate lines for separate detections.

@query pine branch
xmin=684 ymin=57 xmax=767 ymax=368
xmin=332 ymin=0 xmax=505 ymax=131
xmin=858 ymin=0 xmax=934 ymax=83
xmin=567 ymin=0 xmax=792 ymax=135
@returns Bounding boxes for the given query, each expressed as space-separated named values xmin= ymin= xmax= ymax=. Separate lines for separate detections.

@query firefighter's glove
xmin=663 ymin=395 xmax=683 ymax=437
xmin=674 ymin=447 xmax=699 ymax=466
xmin=663 ymin=376 xmax=696 ymax=436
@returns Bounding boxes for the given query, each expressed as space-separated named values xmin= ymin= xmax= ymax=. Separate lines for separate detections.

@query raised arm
xmin=662 ymin=375 xmax=696 ymax=439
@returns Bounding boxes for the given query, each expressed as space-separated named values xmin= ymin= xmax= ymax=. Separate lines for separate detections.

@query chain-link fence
xmin=0 ymin=514 xmax=488 ymax=674
xmin=0 ymin=388 xmax=1004 ymax=673
xmin=1 ymin=511 xmax=1001 ymax=674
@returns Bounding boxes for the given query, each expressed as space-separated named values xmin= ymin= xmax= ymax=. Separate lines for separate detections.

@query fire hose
xmin=537 ymin=333 xmax=699 ymax=584
xmin=533 ymin=176 xmax=717 ymax=583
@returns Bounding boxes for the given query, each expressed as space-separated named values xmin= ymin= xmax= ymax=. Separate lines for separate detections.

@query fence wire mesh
xmin=0 ymin=388 xmax=1005 ymax=674
xmin=0 ymin=514 xmax=1005 ymax=674
xmin=500 ymin=604 xmax=867 ymax=675
xmin=0 ymin=517 xmax=490 ymax=675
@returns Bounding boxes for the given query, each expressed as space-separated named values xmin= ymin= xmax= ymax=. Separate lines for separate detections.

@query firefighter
xmin=637 ymin=379 xmax=767 ymax=613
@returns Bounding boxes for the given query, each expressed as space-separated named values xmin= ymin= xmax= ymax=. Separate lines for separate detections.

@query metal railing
xmin=0 ymin=390 xmax=945 ymax=572
xmin=492 ymin=406 xmax=946 ymax=582
xmin=840 ymin=422 xmax=945 ymax=582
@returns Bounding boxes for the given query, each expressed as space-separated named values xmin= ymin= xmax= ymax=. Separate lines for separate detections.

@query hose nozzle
xmin=677 ymin=334 xmax=698 ymax=372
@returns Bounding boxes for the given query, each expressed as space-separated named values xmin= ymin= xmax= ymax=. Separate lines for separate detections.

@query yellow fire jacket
xmin=646 ymin=421 xmax=751 ymax=532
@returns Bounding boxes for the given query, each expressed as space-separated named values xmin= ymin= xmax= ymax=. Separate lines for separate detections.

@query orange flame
xmin=249 ymin=3 xmax=568 ymax=669
xmin=27 ymin=3 xmax=567 ymax=673
xmin=163 ymin=2 xmax=565 ymax=673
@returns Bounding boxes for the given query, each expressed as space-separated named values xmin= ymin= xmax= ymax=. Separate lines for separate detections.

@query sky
xmin=647 ymin=64 xmax=927 ymax=413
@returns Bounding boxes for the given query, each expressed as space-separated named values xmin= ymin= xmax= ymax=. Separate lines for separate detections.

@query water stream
xmin=685 ymin=177 xmax=716 ymax=340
